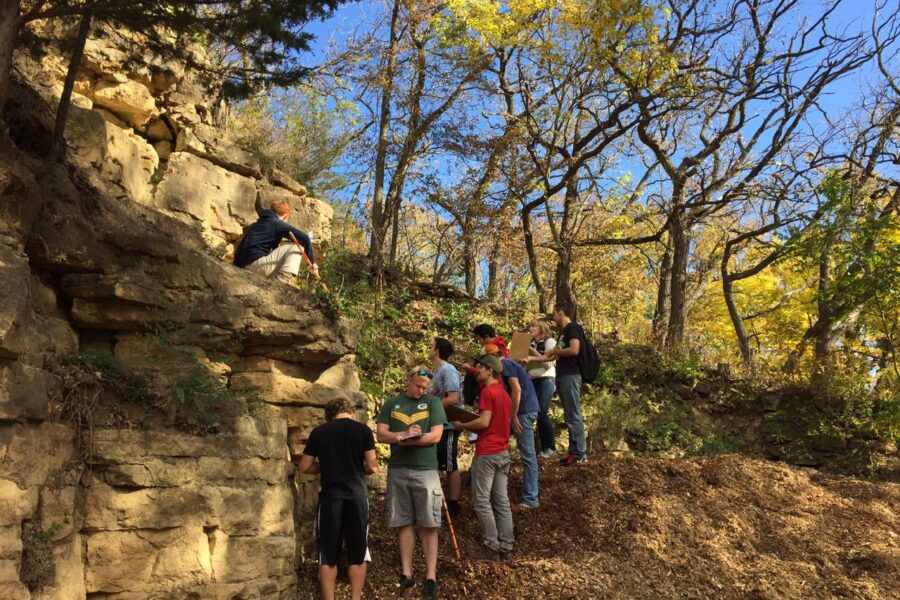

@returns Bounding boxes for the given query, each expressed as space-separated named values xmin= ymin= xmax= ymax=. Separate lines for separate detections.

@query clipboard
xmin=509 ymin=332 xmax=533 ymax=360
xmin=398 ymin=433 xmax=422 ymax=442
xmin=444 ymin=404 xmax=479 ymax=423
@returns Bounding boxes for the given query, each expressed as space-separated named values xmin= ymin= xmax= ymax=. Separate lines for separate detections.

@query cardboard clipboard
xmin=509 ymin=332 xmax=533 ymax=360
xmin=444 ymin=404 xmax=479 ymax=423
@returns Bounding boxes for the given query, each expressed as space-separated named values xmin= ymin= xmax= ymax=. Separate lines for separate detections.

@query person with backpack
xmin=545 ymin=303 xmax=589 ymax=466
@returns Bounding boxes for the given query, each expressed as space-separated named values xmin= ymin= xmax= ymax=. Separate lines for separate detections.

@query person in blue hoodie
xmin=233 ymin=199 xmax=318 ymax=283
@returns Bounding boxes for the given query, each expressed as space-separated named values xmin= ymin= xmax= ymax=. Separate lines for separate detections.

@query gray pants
xmin=470 ymin=451 xmax=514 ymax=552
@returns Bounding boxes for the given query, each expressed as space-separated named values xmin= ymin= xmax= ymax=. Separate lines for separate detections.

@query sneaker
xmin=473 ymin=545 xmax=501 ymax=563
xmin=519 ymin=502 xmax=539 ymax=509
xmin=500 ymin=548 xmax=513 ymax=561
xmin=399 ymin=575 xmax=415 ymax=593
xmin=560 ymin=453 xmax=587 ymax=467
xmin=422 ymin=578 xmax=438 ymax=600
xmin=539 ymin=448 xmax=557 ymax=458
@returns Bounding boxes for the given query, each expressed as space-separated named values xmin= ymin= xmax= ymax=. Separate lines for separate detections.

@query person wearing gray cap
xmin=450 ymin=354 xmax=514 ymax=562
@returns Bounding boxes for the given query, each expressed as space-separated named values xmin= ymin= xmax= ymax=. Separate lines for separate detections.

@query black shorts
xmin=436 ymin=429 xmax=460 ymax=472
xmin=315 ymin=496 xmax=370 ymax=566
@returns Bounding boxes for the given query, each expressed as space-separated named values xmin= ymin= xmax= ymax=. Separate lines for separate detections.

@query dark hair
xmin=325 ymin=398 xmax=354 ymax=421
xmin=553 ymin=303 xmax=575 ymax=318
xmin=434 ymin=337 xmax=454 ymax=360
xmin=472 ymin=324 xmax=496 ymax=338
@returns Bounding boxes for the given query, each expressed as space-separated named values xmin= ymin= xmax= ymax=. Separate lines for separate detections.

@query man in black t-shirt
xmin=545 ymin=303 xmax=588 ymax=466
xmin=300 ymin=398 xmax=378 ymax=600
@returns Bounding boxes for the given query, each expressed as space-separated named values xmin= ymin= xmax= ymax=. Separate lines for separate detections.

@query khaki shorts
xmin=385 ymin=468 xmax=443 ymax=528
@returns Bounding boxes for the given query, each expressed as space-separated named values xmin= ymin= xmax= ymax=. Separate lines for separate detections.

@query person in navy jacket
xmin=233 ymin=199 xmax=318 ymax=283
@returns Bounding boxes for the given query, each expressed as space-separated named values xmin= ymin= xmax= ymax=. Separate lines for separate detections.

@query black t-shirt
xmin=557 ymin=322 xmax=586 ymax=376
xmin=303 ymin=418 xmax=376 ymax=499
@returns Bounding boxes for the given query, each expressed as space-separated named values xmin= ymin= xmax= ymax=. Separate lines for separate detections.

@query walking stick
xmin=441 ymin=496 xmax=462 ymax=559
xmin=288 ymin=232 xmax=329 ymax=293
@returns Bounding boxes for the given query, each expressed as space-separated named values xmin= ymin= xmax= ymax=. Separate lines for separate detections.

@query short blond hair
xmin=270 ymin=199 xmax=291 ymax=216
xmin=407 ymin=364 xmax=431 ymax=379
xmin=528 ymin=319 xmax=552 ymax=339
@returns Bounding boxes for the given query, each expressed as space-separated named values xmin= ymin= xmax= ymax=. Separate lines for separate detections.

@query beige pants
xmin=246 ymin=243 xmax=302 ymax=279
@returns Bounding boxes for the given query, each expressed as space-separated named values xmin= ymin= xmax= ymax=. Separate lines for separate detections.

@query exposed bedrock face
xmin=0 ymin=28 xmax=358 ymax=600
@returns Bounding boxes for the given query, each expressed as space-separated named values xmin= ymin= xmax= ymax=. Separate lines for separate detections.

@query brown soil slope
xmin=296 ymin=455 xmax=898 ymax=600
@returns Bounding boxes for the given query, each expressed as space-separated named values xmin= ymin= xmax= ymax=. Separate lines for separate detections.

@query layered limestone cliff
xmin=1 ymin=27 xmax=360 ymax=600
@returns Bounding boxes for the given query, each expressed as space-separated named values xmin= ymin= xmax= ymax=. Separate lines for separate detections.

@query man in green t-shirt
xmin=376 ymin=365 xmax=447 ymax=600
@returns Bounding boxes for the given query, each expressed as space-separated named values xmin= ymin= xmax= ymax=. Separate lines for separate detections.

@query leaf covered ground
xmin=295 ymin=454 xmax=898 ymax=600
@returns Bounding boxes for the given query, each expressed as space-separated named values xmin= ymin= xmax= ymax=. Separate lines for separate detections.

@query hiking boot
xmin=399 ymin=575 xmax=415 ymax=594
xmin=421 ymin=578 xmax=438 ymax=600
xmin=539 ymin=448 xmax=557 ymax=458
xmin=446 ymin=500 xmax=460 ymax=519
xmin=473 ymin=545 xmax=501 ymax=563
xmin=499 ymin=548 xmax=513 ymax=561
xmin=561 ymin=453 xmax=587 ymax=467
xmin=518 ymin=501 xmax=539 ymax=509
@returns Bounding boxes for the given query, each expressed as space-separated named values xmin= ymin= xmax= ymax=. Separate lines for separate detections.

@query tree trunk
xmin=462 ymin=234 xmax=477 ymax=297
xmin=722 ymin=271 xmax=753 ymax=368
xmin=554 ymin=175 xmax=578 ymax=310
xmin=367 ymin=0 xmax=401 ymax=281
xmin=0 ymin=1 xmax=20 ymax=113
xmin=51 ymin=8 xmax=92 ymax=161
xmin=554 ymin=248 xmax=575 ymax=310
xmin=666 ymin=207 xmax=690 ymax=352
xmin=813 ymin=250 xmax=833 ymax=365
xmin=486 ymin=236 xmax=501 ymax=302
xmin=652 ymin=235 xmax=671 ymax=348
xmin=521 ymin=208 xmax=548 ymax=313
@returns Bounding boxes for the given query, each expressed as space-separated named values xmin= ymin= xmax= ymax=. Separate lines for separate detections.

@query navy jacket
xmin=233 ymin=210 xmax=315 ymax=267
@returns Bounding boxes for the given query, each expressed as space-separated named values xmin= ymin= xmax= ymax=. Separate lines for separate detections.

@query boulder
xmin=154 ymin=139 xmax=173 ymax=160
xmin=93 ymin=79 xmax=156 ymax=129
xmin=85 ymin=526 xmax=212 ymax=594
xmin=175 ymin=123 xmax=261 ymax=178
xmin=271 ymin=168 xmax=307 ymax=196
xmin=154 ymin=151 xmax=258 ymax=240
xmin=145 ymin=117 xmax=174 ymax=141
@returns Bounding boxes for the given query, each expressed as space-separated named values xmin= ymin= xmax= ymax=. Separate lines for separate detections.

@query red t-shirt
xmin=475 ymin=382 xmax=511 ymax=455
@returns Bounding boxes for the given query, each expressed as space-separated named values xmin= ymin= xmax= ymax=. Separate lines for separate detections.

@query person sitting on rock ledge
xmin=233 ymin=199 xmax=318 ymax=283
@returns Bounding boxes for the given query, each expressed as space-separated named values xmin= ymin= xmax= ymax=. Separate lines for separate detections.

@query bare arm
xmin=441 ymin=391 xmax=460 ymax=407
xmin=548 ymin=338 xmax=579 ymax=358
xmin=363 ymin=449 xmax=379 ymax=474
xmin=298 ymin=454 xmax=320 ymax=475
xmin=452 ymin=409 xmax=492 ymax=432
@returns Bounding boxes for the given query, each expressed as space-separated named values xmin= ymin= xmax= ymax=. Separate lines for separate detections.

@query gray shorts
xmin=385 ymin=468 xmax=443 ymax=528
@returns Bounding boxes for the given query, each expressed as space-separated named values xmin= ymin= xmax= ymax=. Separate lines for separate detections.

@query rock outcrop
xmin=0 ymin=25 xmax=361 ymax=600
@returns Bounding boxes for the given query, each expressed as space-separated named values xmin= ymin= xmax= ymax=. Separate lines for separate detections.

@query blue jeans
xmin=516 ymin=411 xmax=539 ymax=506
xmin=557 ymin=374 xmax=586 ymax=458
xmin=531 ymin=377 xmax=556 ymax=451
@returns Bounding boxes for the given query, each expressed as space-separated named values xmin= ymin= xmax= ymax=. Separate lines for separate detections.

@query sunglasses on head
xmin=416 ymin=369 xmax=434 ymax=379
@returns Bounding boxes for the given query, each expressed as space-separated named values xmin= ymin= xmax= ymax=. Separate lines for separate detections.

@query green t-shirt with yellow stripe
xmin=376 ymin=393 xmax=446 ymax=470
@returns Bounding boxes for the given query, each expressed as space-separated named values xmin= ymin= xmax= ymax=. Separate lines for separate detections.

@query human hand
xmin=450 ymin=421 xmax=463 ymax=430
xmin=512 ymin=416 xmax=523 ymax=436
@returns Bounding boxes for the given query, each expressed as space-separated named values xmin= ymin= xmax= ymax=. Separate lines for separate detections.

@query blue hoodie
xmin=233 ymin=210 xmax=315 ymax=267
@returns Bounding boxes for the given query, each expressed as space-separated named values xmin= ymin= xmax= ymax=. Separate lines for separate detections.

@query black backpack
xmin=576 ymin=326 xmax=601 ymax=384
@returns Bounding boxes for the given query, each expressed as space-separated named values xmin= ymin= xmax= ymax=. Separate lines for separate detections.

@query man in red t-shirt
xmin=450 ymin=354 xmax=514 ymax=561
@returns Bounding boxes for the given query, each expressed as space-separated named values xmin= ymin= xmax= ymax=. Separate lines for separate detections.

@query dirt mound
xmin=296 ymin=455 xmax=899 ymax=599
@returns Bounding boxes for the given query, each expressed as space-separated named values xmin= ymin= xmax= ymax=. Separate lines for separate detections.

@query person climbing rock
xmin=232 ymin=199 xmax=318 ymax=283
xmin=376 ymin=366 xmax=447 ymax=600
xmin=298 ymin=398 xmax=378 ymax=600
